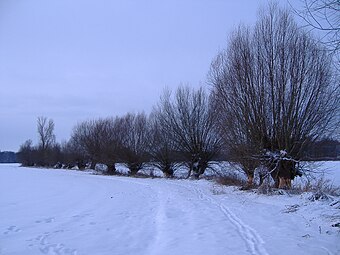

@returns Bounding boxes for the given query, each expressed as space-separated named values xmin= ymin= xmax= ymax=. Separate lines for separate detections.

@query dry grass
xmin=292 ymin=177 xmax=340 ymax=197
xmin=215 ymin=173 xmax=246 ymax=187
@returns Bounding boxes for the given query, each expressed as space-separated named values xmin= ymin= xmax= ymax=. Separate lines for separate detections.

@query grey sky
xmin=0 ymin=0 xmax=300 ymax=151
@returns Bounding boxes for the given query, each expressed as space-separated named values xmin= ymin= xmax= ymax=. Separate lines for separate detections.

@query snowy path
xmin=188 ymin=184 xmax=268 ymax=255
xmin=0 ymin=164 xmax=339 ymax=255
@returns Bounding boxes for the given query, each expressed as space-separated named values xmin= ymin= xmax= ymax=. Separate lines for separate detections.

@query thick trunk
xmin=247 ymin=174 xmax=254 ymax=186
xmin=277 ymin=160 xmax=295 ymax=189
xmin=165 ymin=172 xmax=173 ymax=178
xmin=107 ymin=164 xmax=116 ymax=175
xmin=192 ymin=172 xmax=200 ymax=179
xmin=186 ymin=168 xmax=192 ymax=179
xmin=163 ymin=165 xmax=174 ymax=178
xmin=129 ymin=163 xmax=140 ymax=176
xmin=240 ymin=172 xmax=255 ymax=190
xmin=190 ymin=160 xmax=208 ymax=179
xmin=129 ymin=169 xmax=139 ymax=176
xmin=278 ymin=177 xmax=291 ymax=189
xmin=77 ymin=161 xmax=86 ymax=170
xmin=259 ymin=173 xmax=264 ymax=186
xmin=198 ymin=164 xmax=208 ymax=176
xmin=270 ymin=167 xmax=280 ymax=188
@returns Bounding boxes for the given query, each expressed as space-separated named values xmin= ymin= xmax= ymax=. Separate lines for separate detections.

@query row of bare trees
xmin=67 ymin=114 xmax=151 ymax=175
xmin=63 ymin=87 xmax=221 ymax=178
xmin=18 ymin=87 xmax=221 ymax=179
xmin=18 ymin=4 xmax=339 ymax=188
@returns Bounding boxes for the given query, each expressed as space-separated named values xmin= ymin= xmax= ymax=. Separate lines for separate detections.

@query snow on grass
xmin=0 ymin=163 xmax=339 ymax=255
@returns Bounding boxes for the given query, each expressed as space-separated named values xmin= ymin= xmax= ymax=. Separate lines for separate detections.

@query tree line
xmin=0 ymin=151 xmax=17 ymax=163
xmin=18 ymin=87 xmax=221 ymax=178
xmin=17 ymin=4 xmax=339 ymax=189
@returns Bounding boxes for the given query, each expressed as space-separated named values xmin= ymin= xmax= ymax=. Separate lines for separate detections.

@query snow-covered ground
xmin=316 ymin=161 xmax=340 ymax=186
xmin=0 ymin=163 xmax=339 ymax=255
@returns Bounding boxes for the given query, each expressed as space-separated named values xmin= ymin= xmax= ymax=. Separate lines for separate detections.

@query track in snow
xmin=2 ymin=165 xmax=339 ymax=255
xmin=172 ymin=182 xmax=269 ymax=255
xmin=0 ymin=165 xmax=268 ymax=255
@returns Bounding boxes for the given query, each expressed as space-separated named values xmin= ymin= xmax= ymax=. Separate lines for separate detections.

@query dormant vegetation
xmin=17 ymin=4 xmax=339 ymax=191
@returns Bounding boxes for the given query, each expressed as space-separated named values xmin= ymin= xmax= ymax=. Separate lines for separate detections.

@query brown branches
xmin=210 ymin=3 xmax=339 ymax=187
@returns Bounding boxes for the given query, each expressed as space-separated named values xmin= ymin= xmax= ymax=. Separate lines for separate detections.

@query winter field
xmin=0 ymin=163 xmax=339 ymax=255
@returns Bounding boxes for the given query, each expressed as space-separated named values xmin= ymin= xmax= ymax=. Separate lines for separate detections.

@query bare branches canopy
xmin=155 ymin=86 xmax=222 ymax=178
xmin=209 ymin=3 xmax=339 ymax=188
xmin=294 ymin=0 xmax=339 ymax=53
xmin=37 ymin=116 xmax=55 ymax=151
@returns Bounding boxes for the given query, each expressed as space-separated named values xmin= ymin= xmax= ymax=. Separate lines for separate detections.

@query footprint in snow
xmin=3 ymin=225 xmax=21 ymax=235
xmin=35 ymin=217 xmax=55 ymax=223
xmin=39 ymin=243 xmax=78 ymax=255
xmin=27 ymin=233 xmax=78 ymax=255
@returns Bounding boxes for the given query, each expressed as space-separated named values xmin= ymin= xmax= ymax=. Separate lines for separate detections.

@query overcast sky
xmin=0 ymin=0 xmax=302 ymax=152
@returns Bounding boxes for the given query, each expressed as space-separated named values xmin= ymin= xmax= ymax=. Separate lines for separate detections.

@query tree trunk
xmin=186 ymin=166 xmax=192 ymax=179
xmin=107 ymin=164 xmax=116 ymax=175
xmin=247 ymin=174 xmax=254 ymax=187
xmin=259 ymin=173 xmax=264 ymax=186
xmin=128 ymin=163 xmax=140 ymax=176
xmin=270 ymin=167 xmax=280 ymax=188
xmin=278 ymin=177 xmax=291 ymax=189
xmin=277 ymin=160 xmax=294 ymax=189
xmin=163 ymin=165 xmax=174 ymax=178
xmin=77 ymin=161 xmax=86 ymax=170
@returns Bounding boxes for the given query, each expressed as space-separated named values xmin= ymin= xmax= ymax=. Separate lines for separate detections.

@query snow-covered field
xmin=0 ymin=163 xmax=339 ymax=255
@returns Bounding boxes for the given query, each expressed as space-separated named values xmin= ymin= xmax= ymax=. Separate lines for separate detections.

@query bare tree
xmin=148 ymin=111 xmax=180 ymax=177
xmin=156 ymin=86 xmax=221 ymax=178
xmin=98 ymin=117 xmax=120 ymax=174
xmin=17 ymin=139 xmax=34 ymax=166
xmin=210 ymin=3 xmax=339 ymax=188
xmin=116 ymin=113 xmax=150 ymax=175
xmin=37 ymin=117 xmax=55 ymax=151
xmin=292 ymin=0 xmax=339 ymax=55
xmin=61 ymin=139 xmax=87 ymax=169
xmin=70 ymin=120 xmax=98 ymax=169
xmin=36 ymin=116 xmax=56 ymax=166
xmin=70 ymin=118 xmax=119 ymax=173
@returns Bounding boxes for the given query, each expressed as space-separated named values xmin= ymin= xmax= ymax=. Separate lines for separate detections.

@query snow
xmin=0 ymin=163 xmax=339 ymax=255
xmin=319 ymin=161 xmax=340 ymax=186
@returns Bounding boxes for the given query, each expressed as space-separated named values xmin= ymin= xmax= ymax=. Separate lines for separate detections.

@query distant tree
xmin=210 ymin=3 xmax=339 ymax=188
xmin=36 ymin=116 xmax=56 ymax=166
xmin=71 ymin=120 xmax=99 ymax=169
xmin=70 ymin=118 xmax=119 ymax=173
xmin=305 ymin=138 xmax=340 ymax=159
xmin=156 ymin=86 xmax=221 ymax=178
xmin=96 ymin=117 xmax=120 ymax=174
xmin=60 ymin=140 xmax=87 ymax=169
xmin=37 ymin=116 xmax=56 ymax=151
xmin=17 ymin=139 xmax=34 ymax=166
xmin=0 ymin=151 xmax=17 ymax=163
xmin=116 ymin=113 xmax=150 ymax=176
